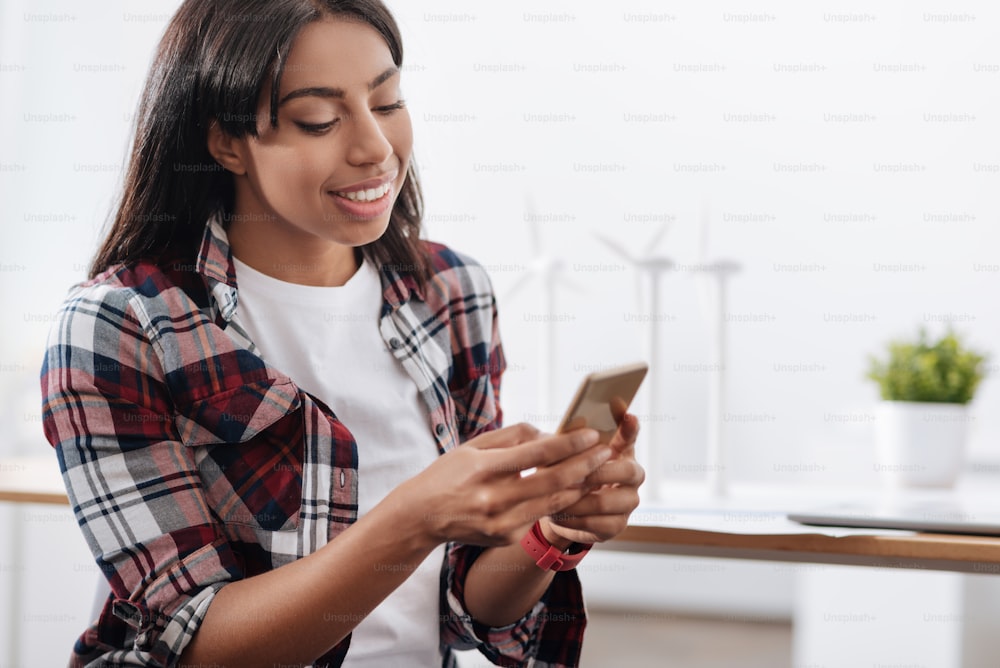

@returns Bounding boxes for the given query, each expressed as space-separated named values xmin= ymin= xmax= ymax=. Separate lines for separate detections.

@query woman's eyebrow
xmin=278 ymin=66 xmax=399 ymax=106
xmin=367 ymin=65 xmax=399 ymax=91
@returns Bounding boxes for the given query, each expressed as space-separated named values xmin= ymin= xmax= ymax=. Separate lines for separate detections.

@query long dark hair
xmin=89 ymin=0 xmax=429 ymax=286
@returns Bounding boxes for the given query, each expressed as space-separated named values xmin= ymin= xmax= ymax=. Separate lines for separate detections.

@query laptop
xmin=788 ymin=500 xmax=1000 ymax=537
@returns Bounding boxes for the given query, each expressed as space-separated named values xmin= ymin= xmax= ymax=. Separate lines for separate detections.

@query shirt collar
xmin=195 ymin=214 xmax=236 ymax=287
xmin=194 ymin=214 xmax=425 ymax=321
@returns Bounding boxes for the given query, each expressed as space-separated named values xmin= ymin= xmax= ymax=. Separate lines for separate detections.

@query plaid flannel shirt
xmin=40 ymin=217 xmax=586 ymax=667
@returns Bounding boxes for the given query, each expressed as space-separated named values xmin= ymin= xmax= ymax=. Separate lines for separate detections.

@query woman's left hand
xmin=540 ymin=412 xmax=645 ymax=546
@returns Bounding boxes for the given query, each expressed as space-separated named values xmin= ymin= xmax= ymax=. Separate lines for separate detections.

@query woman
xmin=40 ymin=1 xmax=644 ymax=666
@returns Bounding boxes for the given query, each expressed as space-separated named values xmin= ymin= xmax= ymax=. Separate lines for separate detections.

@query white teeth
xmin=337 ymin=182 xmax=391 ymax=202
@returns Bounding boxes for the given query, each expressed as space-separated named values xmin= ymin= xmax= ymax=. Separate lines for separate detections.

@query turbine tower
xmin=691 ymin=201 xmax=742 ymax=497
xmin=597 ymin=224 xmax=674 ymax=501
xmin=505 ymin=195 xmax=580 ymax=423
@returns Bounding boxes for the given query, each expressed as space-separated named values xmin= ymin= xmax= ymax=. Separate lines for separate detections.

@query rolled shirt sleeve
xmin=441 ymin=544 xmax=586 ymax=667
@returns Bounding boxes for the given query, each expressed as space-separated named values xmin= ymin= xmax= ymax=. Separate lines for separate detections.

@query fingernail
xmin=574 ymin=429 xmax=599 ymax=448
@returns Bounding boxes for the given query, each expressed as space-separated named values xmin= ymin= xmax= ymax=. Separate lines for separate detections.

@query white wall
xmin=4 ymin=0 xmax=999 ymax=476
xmin=2 ymin=0 xmax=999 ymax=665
xmin=388 ymin=1 xmax=1000 ymax=486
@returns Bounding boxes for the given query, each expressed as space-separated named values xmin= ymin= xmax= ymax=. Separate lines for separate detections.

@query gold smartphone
xmin=555 ymin=362 xmax=649 ymax=443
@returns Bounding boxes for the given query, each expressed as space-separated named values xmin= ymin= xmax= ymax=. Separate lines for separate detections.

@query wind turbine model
xmin=597 ymin=225 xmax=674 ymax=501
xmin=505 ymin=196 xmax=580 ymax=423
xmin=690 ymin=202 xmax=742 ymax=497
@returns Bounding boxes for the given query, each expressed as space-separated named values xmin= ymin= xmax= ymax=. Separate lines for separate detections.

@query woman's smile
xmin=327 ymin=171 xmax=397 ymax=220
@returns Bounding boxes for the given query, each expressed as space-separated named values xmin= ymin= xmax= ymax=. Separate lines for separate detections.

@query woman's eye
xmin=295 ymin=120 xmax=338 ymax=135
xmin=293 ymin=102 xmax=404 ymax=134
xmin=374 ymin=100 xmax=406 ymax=115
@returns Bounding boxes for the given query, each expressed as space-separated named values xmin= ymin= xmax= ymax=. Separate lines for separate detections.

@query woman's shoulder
xmin=52 ymin=259 xmax=207 ymax=338
xmin=420 ymin=239 xmax=496 ymax=297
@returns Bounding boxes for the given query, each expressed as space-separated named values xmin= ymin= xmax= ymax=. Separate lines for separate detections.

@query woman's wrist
xmin=381 ymin=478 xmax=447 ymax=554
xmin=536 ymin=516 xmax=575 ymax=552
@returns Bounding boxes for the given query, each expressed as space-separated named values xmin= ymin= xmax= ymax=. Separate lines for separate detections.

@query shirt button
xmin=435 ymin=423 xmax=447 ymax=437
xmin=389 ymin=337 xmax=402 ymax=350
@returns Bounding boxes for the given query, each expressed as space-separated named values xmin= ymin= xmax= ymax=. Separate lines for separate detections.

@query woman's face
xmin=222 ymin=17 xmax=412 ymax=254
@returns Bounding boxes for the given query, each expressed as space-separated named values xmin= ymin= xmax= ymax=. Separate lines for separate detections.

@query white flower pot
xmin=874 ymin=401 xmax=969 ymax=488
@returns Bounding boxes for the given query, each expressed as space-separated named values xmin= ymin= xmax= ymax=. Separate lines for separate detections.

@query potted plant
xmin=866 ymin=328 xmax=987 ymax=487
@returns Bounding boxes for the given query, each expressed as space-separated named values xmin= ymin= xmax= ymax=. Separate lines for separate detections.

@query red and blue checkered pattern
xmin=40 ymin=216 xmax=585 ymax=667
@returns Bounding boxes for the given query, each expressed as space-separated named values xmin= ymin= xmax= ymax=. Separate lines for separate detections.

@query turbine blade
xmin=697 ymin=199 xmax=711 ymax=262
xmin=635 ymin=271 xmax=646 ymax=318
xmin=502 ymin=272 xmax=535 ymax=301
xmin=595 ymin=233 xmax=637 ymax=264
xmin=554 ymin=274 xmax=586 ymax=294
xmin=647 ymin=221 xmax=671 ymax=253
xmin=524 ymin=193 xmax=541 ymax=256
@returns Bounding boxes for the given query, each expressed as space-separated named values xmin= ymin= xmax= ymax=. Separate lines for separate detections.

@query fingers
xmin=457 ymin=480 xmax=597 ymax=548
xmin=464 ymin=422 xmax=541 ymax=450
xmin=610 ymin=396 xmax=629 ymax=423
xmin=464 ymin=437 xmax=615 ymax=531
xmin=432 ymin=421 xmax=639 ymax=547
xmin=504 ymin=427 xmax=603 ymax=470
xmin=583 ymin=456 xmax=645 ymax=489
xmin=608 ymin=412 xmax=640 ymax=454
xmin=504 ymin=486 xmax=593 ymax=534
xmin=542 ymin=454 xmax=644 ymax=543
xmin=546 ymin=485 xmax=640 ymax=543
xmin=470 ymin=439 xmax=612 ymax=520
xmin=514 ymin=439 xmax=614 ymax=499
xmin=547 ymin=513 xmax=629 ymax=542
xmin=470 ymin=426 xmax=603 ymax=479
xmin=469 ymin=426 xmax=636 ymax=522
xmin=440 ymin=432 xmax=608 ymax=509
xmin=553 ymin=484 xmax=640 ymax=520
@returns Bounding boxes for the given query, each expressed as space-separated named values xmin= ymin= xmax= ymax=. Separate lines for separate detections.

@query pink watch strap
xmin=520 ymin=521 xmax=592 ymax=571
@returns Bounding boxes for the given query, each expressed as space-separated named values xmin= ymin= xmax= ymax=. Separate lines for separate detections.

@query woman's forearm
xmin=179 ymin=492 xmax=438 ymax=667
xmin=462 ymin=520 xmax=573 ymax=627
xmin=179 ymin=425 xmax=610 ymax=665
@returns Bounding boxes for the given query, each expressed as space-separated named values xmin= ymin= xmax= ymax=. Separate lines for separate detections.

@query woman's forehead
xmin=279 ymin=17 xmax=396 ymax=94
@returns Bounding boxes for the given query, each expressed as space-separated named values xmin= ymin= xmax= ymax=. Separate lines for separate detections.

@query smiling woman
xmin=38 ymin=1 xmax=644 ymax=667
xmin=209 ymin=18 xmax=415 ymax=287
xmin=88 ymin=0 xmax=429 ymax=292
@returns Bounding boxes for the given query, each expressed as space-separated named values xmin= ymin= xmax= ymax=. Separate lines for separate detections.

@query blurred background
xmin=1 ymin=0 xmax=998 ymax=666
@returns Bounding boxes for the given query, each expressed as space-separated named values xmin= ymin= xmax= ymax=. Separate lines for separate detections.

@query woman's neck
xmin=226 ymin=213 xmax=361 ymax=287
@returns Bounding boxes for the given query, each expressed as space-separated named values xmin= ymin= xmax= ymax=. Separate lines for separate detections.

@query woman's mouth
xmin=333 ymin=181 xmax=392 ymax=203
xmin=328 ymin=179 xmax=395 ymax=220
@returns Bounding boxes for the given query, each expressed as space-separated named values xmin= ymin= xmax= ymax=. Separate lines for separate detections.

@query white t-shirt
xmin=232 ymin=255 xmax=445 ymax=667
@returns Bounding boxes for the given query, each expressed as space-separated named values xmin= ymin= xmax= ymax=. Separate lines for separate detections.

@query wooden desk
xmin=0 ymin=456 xmax=67 ymax=505
xmin=604 ymin=523 xmax=1000 ymax=574
xmin=4 ymin=456 xmax=1000 ymax=574
xmin=598 ymin=477 xmax=1000 ymax=574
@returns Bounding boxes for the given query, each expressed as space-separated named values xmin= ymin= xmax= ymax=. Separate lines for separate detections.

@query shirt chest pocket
xmin=174 ymin=378 xmax=305 ymax=533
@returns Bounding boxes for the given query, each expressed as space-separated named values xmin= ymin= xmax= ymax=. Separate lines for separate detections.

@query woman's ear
xmin=206 ymin=119 xmax=248 ymax=175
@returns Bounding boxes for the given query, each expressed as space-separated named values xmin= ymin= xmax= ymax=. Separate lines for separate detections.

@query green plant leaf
xmin=866 ymin=328 xmax=987 ymax=404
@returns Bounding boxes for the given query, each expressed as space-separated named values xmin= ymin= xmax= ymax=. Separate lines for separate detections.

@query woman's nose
xmin=345 ymin=110 xmax=393 ymax=166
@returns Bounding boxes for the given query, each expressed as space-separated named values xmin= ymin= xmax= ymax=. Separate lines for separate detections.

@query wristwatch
xmin=520 ymin=520 xmax=592 ymax=571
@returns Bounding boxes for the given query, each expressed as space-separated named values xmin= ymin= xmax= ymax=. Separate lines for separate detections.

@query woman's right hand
xmin=395 ymin=423 xmax=612 ymax=548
